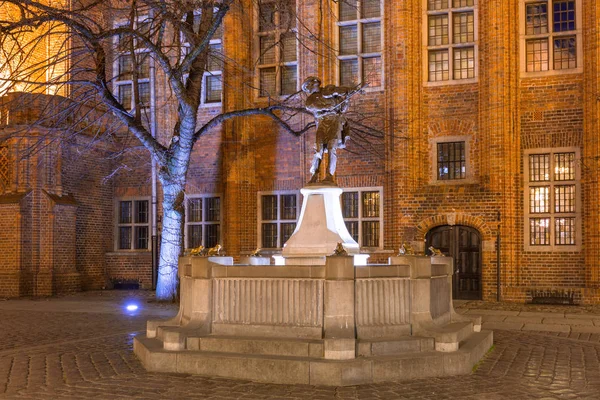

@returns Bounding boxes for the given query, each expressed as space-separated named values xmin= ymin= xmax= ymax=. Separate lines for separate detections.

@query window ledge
xmin=520 ymin=68 xmax=583 ymax=78
xmin=107 ymin=251 xmax=152 ymax=256
xmin=424 ymin=78 xmax=478 ymax=87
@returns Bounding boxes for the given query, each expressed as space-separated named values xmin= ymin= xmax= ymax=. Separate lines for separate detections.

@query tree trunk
xmin=155 ymin=178 xmax=185 ymax=301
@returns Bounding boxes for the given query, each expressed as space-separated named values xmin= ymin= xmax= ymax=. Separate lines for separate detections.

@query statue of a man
xmin=302 ymin=76 xmax=358 ymax=184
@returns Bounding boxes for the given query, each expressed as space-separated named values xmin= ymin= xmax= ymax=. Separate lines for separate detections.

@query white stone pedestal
xmin=282 ymin=186 xmax=359 ymax=261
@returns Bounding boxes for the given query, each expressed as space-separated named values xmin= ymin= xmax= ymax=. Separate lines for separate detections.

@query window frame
xmin=422 ymin=0 xmax=479 ymax=86
xmin=519 ymin=0 xmax=583 ymax=76
xmin=114 ymin=197 xmax=151 ymax=251
xmin=113 ymin=17 xmax=152 ymax=112
xmin=523 ymin=147 xmax=581 ymax=252
xmin=341 ymin=186 xmax=384 ymax=249
xmin=336 ymin=0 xmax=384 ymax=91
xmin=255 ymin=0 xmax=299 ymax=99
xmin=429 ymin=135 xmax=475 ymax=184
xmin=257 ymin=190 xmax=300 ymax=249
xmin=184 ymin=194 xmax=222 ymax=249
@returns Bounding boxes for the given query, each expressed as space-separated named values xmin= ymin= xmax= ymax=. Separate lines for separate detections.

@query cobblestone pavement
xmin=1 ymin=292 xmax=600 ymax=399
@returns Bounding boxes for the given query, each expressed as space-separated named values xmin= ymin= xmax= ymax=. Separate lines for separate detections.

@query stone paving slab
xmin=481 ymin=322 xmax=524 ymax=331
xmin=542 ymin=317 xmax=595 ymax=326
xmin=1 ymin=292 xmax=600 ymax=398
xmin=522 ymin=323 xmax=571 ymax=333
xmin=503 ymin=316 xmax=543 ymax=324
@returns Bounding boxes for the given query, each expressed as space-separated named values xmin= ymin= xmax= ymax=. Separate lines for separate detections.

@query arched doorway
xmin=426 ymin=225 xmax=482 ymax=300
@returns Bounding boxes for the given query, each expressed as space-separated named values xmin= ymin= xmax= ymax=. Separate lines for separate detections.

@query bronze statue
xmin=428 ymin=246 xmax=444 ymax=256
xmin=398 ymin=243 xmax=415 ymax=256
xmin=333 ymin=242 xmax=348 ymax=256
xmin=302 ymin=77 xmax=361 ymax=184
xmin=189 ymin=245 xmax=205 ymax=256
xmin=206 ymin=244 xmax=222 ymax=256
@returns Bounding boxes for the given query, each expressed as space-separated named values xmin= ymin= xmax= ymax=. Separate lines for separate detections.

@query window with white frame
xmin=257 ymin=0 xmax=298 ymax=97
xmin=523 ymin=0 xmax=580 ymax=73
xmin=337 ymin=0 xmax=382 ymax=88
xmin=259 ymin=192 xmax=299 ymax=249
xmin=182 ymin=12 xmax=224 ymax=104
xmin=341 ymin=187 xmax=383 ymax=248
xmin=524 ymin=148 xmax=580 ymax=250
xmin=114 ymin=18 xmax=151 ymax=111
xmin=185 ymin=195 xmax=221 ymax=249
xmin=425 ymin=0 xmax=477 ymax=83
xmin=116 ymin=198 xmax=150 ymax=250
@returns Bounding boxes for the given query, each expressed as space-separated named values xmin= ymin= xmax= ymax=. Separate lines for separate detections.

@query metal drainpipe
xmin=149 ymin=11 xmax=158 ymax=290
xmin=496 ymin=211 xmax=501 ymax=302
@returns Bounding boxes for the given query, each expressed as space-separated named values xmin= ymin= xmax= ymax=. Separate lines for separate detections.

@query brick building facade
xmin=1 ymin=0 xmax=600 ymax=303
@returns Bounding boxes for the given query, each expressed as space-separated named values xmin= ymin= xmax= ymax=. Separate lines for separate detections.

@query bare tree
xmin=0 ymin=0 xmax=385 ymax=300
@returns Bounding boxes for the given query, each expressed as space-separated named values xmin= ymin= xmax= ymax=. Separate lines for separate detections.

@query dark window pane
xmin=362 ymin=221 xmax=380 ymax=247
xmin=135 ymin=200 xmax=149 ymax=224
xmin=119 ymin=227 xmax=132 ymax=249
xmin=362 ymin=22 xmax=381 ymax=53
xmin=206 ymin=197 xmax=221 ymax=222
xmin=345 ymin=221 xmax=359 ymax=242
xmin=437 ymin=142 xmax=465 ymax=180
xmin=208 ymin=43 xmax=223 ymax=71
xmin=340 ymin=0 xmax=358 ymax=21
xmin=339 ymin=25 xmax=358 ymax=55
xmin=205 ymin=75 xmax=222 ymax=103
xmin=342 ymin=192 xmax=359 ymax=218
xmin=280 ymin=32 xmax=297 ymax=62
xmin=281 ymin=223 xmax=296 ymax=245
xmin=259 ymin=67 xmax=276 ymax=97
xmin=428 ymin=50 xmax=449 ymax=81
xmin=281 ymin=65 xmax=297 ymax=95
xmin=340 ymin=59 xmax=358 ymax=86
xmin=119 ymin=201 xmax=132 ymax=224
xmin=188 ymin=198 xmax=202 ymax=222
xmin=259 ymin=2 xmax=276 ymax=32
xmin=362 ymin=0 xmax=380 ymax=18
xmin=135 ymin=226 xmax=148 ymax=249
xmin=262 ymin=195 xmax=278 ymax=220
xmin=553 ymin=0 xmax=575 ymax=32
xmin=205 ymin=224 xmax=220 ymax=248
xmin=262 ymin=223 xmax=278 ymax=248
xmin=280 ymin=194 xmax=297 ymax=220
xmin=188 ymin=225 xmax=202 ymax=248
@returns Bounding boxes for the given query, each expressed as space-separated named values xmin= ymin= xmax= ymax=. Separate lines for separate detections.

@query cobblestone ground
xmin=1 ymin=292 xmax=600 ymax=399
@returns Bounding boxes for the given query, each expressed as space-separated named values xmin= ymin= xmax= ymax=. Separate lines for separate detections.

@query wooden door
xmin=426 ymin=225 xmax=482 ymax=300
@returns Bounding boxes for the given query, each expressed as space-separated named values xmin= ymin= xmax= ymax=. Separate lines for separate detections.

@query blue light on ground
xmin=126 ymin=304 xmax=139 ymax=312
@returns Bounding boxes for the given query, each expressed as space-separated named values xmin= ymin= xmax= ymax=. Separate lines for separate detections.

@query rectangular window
xmin=182 ymin=11 xmax=223 ymax=105
xmin=524 ymin=0 xmax=578 ymax=72
xmin=338 ymin=0 xmax=382 ymax=88
xmin=185 ymin=195 xmax=221 ymax=249
xmin=117 ymin=199 xmax=150 ymax=250
xmin=525 ymin=149 xmax=579 ymax=249
xmin=437 ymin=141 xmax=466 ymax=180
xmin=341 ymin=188 xmax=383 ymax=248
xmin=257 ymin=0 xmax=298 ymax=97
xmin=259 ymin=192 xmax=299 ymax=249
xmin=114 ymin=19 xmax=152 ymax=111
xmin=426 ymin=0 xmax=476 ymax=83
xmin=0 ymin=146 xmax=11 ymax=189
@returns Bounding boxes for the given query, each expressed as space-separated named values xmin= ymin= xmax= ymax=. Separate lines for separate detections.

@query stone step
xmin=186 ymin=335 xmax=325 ymax=358
xmin=134 ymin=330 xmax=494 ymax=386
xmin=419 ymin=321 xmax=474 ymax=352
xmin=357 ymin=336 xmax=434 ymax=357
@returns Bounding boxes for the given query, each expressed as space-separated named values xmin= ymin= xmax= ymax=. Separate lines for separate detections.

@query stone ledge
xmin=133 ymin=330 xmax=493 ymax=386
